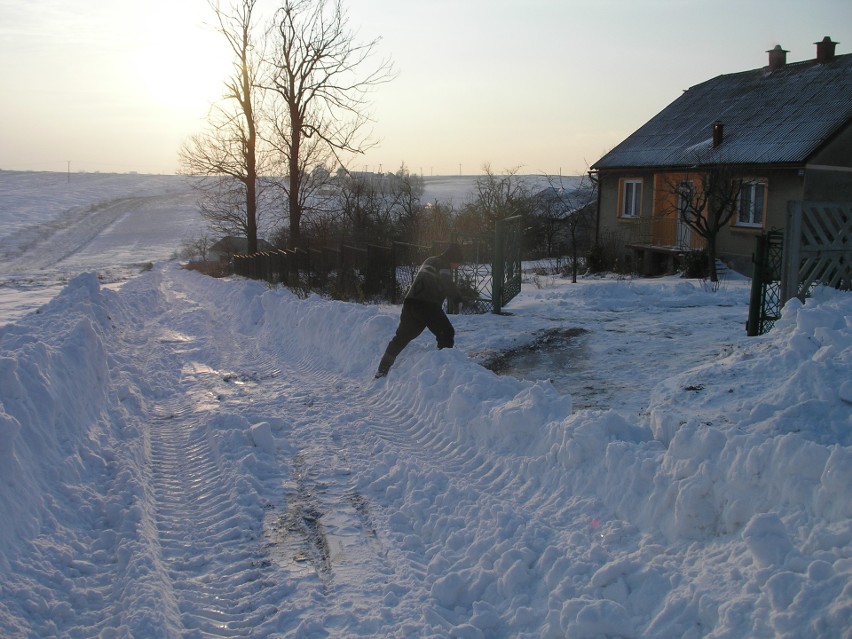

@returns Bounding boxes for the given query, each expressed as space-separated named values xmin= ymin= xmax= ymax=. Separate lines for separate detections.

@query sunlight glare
xmin=130 ymin=5 xmax=232 ymax=118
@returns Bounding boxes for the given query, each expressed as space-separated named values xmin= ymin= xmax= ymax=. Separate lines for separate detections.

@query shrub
xmin=586 ymin=244 xmax=609 ymax=274
xmin=681 ymin=250 xmax=709 ymax=279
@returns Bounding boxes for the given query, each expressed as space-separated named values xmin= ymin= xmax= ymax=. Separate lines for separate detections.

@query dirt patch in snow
xmin=479 ymin=327 xmax=589 ymax=373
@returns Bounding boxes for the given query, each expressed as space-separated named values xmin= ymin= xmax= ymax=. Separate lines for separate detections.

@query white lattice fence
xmin=782 ymin=201 xmax=852 ymax=303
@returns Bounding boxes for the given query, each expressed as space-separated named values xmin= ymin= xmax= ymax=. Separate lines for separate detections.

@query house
xmin=209 ymin=236 xmax=274 ymax=262
xmin=591 ymin=37 xmax=852 ymax=276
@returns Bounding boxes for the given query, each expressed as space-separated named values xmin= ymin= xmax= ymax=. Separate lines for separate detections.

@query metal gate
xmin=453 ymin=215 xmax=523 ymax=314
xmin=492 ymin=215 xmax=523 ymax=313
xmin=746 ymin=230 xmax=784 ymax=336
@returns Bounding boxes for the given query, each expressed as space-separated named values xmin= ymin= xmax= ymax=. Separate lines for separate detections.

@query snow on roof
xmin=593 ymin=52 xmax=852 ymax=170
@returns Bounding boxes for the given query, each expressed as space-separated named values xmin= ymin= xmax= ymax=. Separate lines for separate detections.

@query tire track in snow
xmin=150 ymin=268 xmax=610 ymax=634
xmin=252 ymin=365 xmax=397 ymax=620
xmin=0 ymin=197 xmax=148 ymax=273
xmin=260 ymin=344 xmax=605 ymax=633
xmin=282 ymin=347 xmax=566 ymax=523
xmin=144 ymin=268 xmax=396 ymax=633
xmin=131 ymin=270 xmax=289 ymax=636
xmin=147 ymin=413 xmax=278 ymax=636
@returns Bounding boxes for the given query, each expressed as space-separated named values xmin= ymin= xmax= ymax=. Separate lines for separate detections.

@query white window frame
xmin=619 ymin=178 xmax=643 ymax=218
xmin=736 ymin=179 xmax=767 ymax=228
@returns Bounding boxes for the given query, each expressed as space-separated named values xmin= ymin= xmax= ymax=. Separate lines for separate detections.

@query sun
xmin=130 ymin=6 xmax=232 ymax=118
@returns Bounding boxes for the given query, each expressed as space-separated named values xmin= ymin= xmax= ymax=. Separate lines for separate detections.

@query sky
xmin=1 ymin=0 xmax=851 ymax=176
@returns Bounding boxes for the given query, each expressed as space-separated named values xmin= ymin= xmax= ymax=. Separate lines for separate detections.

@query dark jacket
xmin=405 ymin=256 xmax=462 ymax=306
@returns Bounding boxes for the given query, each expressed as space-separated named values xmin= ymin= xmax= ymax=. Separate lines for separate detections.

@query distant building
xmin=591 ymin=37 xmax=852 ymax=275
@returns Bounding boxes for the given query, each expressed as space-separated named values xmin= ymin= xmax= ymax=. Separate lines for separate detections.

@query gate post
xmin=747 ymin=233 xmax=767 ymax=337
xmin=747 ymin=230 xmax=785 ymax=336
xmin=782 ymin=201 xmax=803 ymax=304
xmin=492 ymin=219 xmax=506 ymax=314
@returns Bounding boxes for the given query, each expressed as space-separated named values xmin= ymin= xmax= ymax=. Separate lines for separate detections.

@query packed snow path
xmin=124 ymin=267 xmax=593 ymax=636
xmin=1 ymin=262 xmax=850 ymax=638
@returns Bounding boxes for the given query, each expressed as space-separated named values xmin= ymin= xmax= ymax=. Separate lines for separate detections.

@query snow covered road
xmin=115 ymin=266 xmax=585 ymax=636
xmin=2 ymin=261 xmax=850 ymax=637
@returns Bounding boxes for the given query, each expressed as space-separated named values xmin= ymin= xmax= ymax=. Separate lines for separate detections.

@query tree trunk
xmin=707 ymin=236 xmax=718 ymax=282
xmin=244 ymin=55 xmax=258 ymax=255
xmin=570 ymin=229 xmax=579 ymax=283
xmin=246 ymin=178 xmax=257 ymax=254
xmin=287 ymin=111 xmax=302 ymax=248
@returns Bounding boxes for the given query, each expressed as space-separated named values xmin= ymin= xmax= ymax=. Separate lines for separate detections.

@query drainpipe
xmin=589 ymin=169 xmax=601 ymax=245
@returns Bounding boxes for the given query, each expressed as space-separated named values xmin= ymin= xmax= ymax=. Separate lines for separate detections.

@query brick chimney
xmin=815 ymin=36 xmax=837 ymax=63
xmin=767 ymin=44 xmax=788 ymax=70
xmin=712 ymin=121 xmax=724 ymax=148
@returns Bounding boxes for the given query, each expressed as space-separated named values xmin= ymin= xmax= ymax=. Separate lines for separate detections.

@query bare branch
xmin=263 ymin=0 xmax=396 ymax=246
xmin=179 ymin=0 xmax=269 ymax=254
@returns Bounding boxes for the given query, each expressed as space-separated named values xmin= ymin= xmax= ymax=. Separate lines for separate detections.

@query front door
xmin=676 ymin=180 xmax=694 ymax=249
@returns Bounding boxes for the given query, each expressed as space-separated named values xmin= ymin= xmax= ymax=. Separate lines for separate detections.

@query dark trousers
xmin=377 ymin=300 xmax=454 ymax=375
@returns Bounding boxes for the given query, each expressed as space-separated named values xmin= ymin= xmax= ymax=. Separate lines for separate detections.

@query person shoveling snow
xmin=375 ymin=243 xmax=465 ymax=378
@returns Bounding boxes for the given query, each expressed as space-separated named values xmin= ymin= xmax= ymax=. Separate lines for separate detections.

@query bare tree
xmin=456 ymin=165 xmax=531 ymax=236
xmin=536 ymin=173 xmax=598 ymax=283
xmin=660 ymin=163 xmax=744 ymax=282
xmin=266 ymin=123 xmax=338 ymax=247
xmin=179 ymin=0 xmax=266 ymax=253
xmin=266 ymin=0 xmax=395 ymax=247
xmin=194 ymin=177 xmax=263 ymax=240
xmin=180 ymin=230 xmax=214 ymax=262
xmin=386 ymin=164 xmax=425 ymax=237
xmin=410 ymin=200 xmax=455 ymax=247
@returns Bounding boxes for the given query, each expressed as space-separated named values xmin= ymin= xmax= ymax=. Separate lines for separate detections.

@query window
xmin=737 ymin=179 xmax=767 ymax=227
xmin=619 ymin=178 xmax=643 ymax=218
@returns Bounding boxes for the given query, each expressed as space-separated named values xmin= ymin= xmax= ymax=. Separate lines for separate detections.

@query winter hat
xmin=441 ymin=243 xmax=464 ymax=263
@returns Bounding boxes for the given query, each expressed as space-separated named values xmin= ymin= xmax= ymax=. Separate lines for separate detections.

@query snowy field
xmin=0 ymin=171 xmax=206 ymax=324
xmin=0 ymin=172 xmax=850 ymax=637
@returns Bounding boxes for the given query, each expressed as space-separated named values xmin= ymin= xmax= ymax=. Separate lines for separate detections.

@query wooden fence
xmin=782 ymin=201 xmax=852 ymax=303
xmin=748 ymin=201 xmax=851 ymax=336
xmin=232 ymin=241 xmax=430 ymax=305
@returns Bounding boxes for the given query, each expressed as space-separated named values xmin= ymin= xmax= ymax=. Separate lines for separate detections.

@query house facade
xmin=591 ymin=37 xmax=852 ymax=275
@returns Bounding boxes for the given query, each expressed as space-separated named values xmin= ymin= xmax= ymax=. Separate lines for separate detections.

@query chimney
xmin=815 ymin=36 xmax=837 ymax=63
xmin=767 ymin=44 xmax=788 ymax=70
xmin=712 ymin=121 xmax=724 ymax=148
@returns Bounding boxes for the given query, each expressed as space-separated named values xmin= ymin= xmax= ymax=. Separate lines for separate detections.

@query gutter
xmin=588 ymin=169 xmax=601 ymax=245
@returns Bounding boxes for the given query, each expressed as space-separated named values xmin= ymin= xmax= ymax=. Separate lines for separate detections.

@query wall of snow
xmin=0 ymin=274 xmax=131 ymax=547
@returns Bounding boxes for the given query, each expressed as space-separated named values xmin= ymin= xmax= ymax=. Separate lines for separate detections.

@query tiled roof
xmin=592 ymin=52 xmax=852 ymax=170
